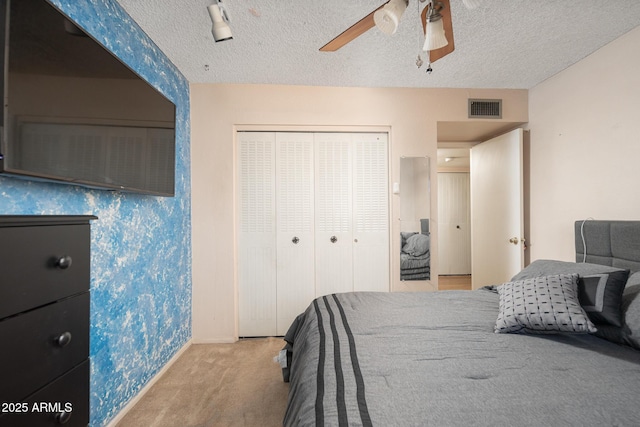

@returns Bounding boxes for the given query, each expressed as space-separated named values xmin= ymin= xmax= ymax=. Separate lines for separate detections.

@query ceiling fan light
xmin=374 ymin=0 xmax=408 ymax=35
xmin=423 ymin=18 xmax=448 ymax=51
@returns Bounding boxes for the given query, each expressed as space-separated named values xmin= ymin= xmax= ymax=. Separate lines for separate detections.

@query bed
xmin=400 ymin=219 xmax=431 ymax=281
xmin=282 ymin=220 xmax=640 ymax=426
xmin=400 ymin=231 xmax=430 ymax=281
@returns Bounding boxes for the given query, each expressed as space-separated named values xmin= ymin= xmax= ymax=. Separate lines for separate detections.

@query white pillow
xmin=495 ymin=274 xmax=597 ymax=334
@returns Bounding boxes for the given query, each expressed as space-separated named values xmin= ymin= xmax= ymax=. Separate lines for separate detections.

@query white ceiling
xmin=116 ymin=0 xmax=640 ymax=89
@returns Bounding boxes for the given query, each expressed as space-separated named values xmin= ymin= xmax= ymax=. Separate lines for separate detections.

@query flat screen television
xmin=0 ymin=0 xmax=176 ymax=196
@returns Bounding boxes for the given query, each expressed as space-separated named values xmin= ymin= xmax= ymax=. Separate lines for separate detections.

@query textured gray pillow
xmin=599 ymin=285 xmax=640 ymax=350
xmin=511 ymin=260 xmax=629 ymax=327
xmin=495 ymin=274 xmax=597 ymax=334
xmin=400 ymin=231 xmax=416 ymax=246
xmin=626 ymin=271 xmax=640 ymax=288
xmin=620 ymin=285 xmax=640 ymax=349
xmin=402 ymin=233 xmax=430 ymax=257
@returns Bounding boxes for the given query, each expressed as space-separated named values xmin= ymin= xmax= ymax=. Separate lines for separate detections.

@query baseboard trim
xmin=192 ymin=337 xmax=238 ymax=344
xmin=105 ymin=339 xmax=193 ymax=427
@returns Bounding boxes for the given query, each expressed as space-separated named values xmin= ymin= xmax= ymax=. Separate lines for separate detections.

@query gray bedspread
xmin=283 ymin=290 xmax=640 ymax=426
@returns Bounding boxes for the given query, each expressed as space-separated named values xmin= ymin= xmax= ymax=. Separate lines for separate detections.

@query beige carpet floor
xmin=115 ymin=337 xmax=289 ymax=427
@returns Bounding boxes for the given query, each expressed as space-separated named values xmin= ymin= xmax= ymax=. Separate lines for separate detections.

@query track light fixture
xmin=208 ymin=0 xmax=232 ymax=42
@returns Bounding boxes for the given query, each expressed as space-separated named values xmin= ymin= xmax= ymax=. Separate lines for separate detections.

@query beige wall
xmin=527 ymin=26 xmax=640 ymax=262
xmin=190 ymin=84 xmax=528 ymax=342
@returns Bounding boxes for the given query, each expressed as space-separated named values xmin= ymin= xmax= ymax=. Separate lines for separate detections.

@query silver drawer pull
xmin=55 ymin=410 xmax=72 ymax=424
xmin=55 ymin=255 xmax=73 ymax=269
xmin=54 ymin=331 xmax=73 ymax=348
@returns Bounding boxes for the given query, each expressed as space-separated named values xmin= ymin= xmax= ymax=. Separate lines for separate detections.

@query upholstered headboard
xmin=575 ymin=220 xmax=640 ymax=274
xmin=420 ymin=218 xmax=429 ymax=234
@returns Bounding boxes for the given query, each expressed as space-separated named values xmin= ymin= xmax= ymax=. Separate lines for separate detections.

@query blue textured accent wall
xmin=0 ymin=1 xmax=191 ymax=425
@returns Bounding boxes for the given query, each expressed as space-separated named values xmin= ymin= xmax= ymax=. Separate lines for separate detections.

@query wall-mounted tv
xmin=0 ymin=0 xmax=176 ymax=196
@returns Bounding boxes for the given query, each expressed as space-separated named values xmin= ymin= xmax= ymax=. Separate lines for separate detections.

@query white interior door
xmin=275 ymin=133 xmax=315 ymax=335
xmin=238 ymin=132 xmax=277 ymax=336
xmin=352 ymin=133 xmax=389 ymax=292
xmin=470 ymin=128 xmax=524 ymax=289
xmin=314 ymin=133 xmax=354 ymax=297
xmin=438 ymin=172 xmax=471 ymax=275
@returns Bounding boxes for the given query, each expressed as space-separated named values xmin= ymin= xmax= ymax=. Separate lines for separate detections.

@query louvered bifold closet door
xmin=352 ymin=133 xmax=389 ymax=292
xmin=238 ymin=132 xmax=277 ymax=336
xmin=238 ymin=131 xmax=389 ymax=336
xmin=275 ymin=133 xmax=315 ymax=335
xmin=314 ymin=133 xmax=354 ymax=296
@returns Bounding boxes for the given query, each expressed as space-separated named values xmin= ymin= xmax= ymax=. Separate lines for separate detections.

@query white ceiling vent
xmin=468 ymin=99 xmax=502 ymax=119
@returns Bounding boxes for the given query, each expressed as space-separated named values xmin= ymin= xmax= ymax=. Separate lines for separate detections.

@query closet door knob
xmin=292 ymin=236 xmax=300 ymax=244
xmin=330 ymin=236 xmax=337 ymax=243
xmin=56 ymin=255 xmax=73 ymax=269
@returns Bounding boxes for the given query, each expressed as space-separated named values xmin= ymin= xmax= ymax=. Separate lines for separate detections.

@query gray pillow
xmin=400 ymin=231 xmax=416 ymax=246
xmin=402 ymin=233 xmax=430 ymax=257
xmin=512 ymin=260 xmax=629 ymax=327
xmin=598 ymin=285 xmax=640 ymax=350
xmin=620 ymin=285 xmax=640 ymax=349
xmin=626 ymin=271 xmax=640 ymax=288
xmin=495 ymin=274 xmax=597 ymax=334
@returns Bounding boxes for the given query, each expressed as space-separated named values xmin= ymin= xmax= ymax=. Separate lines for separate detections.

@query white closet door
xmin=314 ymin=133 xmax=353 ymax=296
xmin=352 ymin=133 xmax=389 ymax=292
xmin=238 ymin=131 xmax=390 ymax=336
xmin=275 ymin=133 xmax=315 ymax=335
xmin=438 ymin=173 xmax=471 ymax=275
xmin=238 ymin=132 xmax=277 ymax=336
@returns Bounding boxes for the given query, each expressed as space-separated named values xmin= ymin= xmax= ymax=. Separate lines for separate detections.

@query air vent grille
xmin=468 ymin=99 xmax=502 ymax=119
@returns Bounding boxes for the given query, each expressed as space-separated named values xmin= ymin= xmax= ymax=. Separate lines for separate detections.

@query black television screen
xmin=0 ymin=0 xmax=176 ymax=196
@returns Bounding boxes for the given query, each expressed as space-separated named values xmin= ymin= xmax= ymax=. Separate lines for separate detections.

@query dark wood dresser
xmin=0 ymin=215 xmax=96 ymax=426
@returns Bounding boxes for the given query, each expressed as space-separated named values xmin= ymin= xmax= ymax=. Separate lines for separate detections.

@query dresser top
xmin=0 ymin=215 xmax=98 ymax=227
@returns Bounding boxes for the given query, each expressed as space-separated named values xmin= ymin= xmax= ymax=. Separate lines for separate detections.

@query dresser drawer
xmin=0 ymin=292 xmax=89 ymax=403
xmin=0 ymin=359 xmax=89 ymax=427
xmin=0 ymin=224 xmax=91 ymax=319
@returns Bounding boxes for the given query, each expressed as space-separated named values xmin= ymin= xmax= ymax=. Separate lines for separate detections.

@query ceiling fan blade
xmin=320 ymin=3 xmax=387 ymax=52
xmin=421 ymin=0 xmax=455 ymax=63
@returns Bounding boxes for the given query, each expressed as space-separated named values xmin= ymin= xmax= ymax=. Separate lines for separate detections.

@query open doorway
xmin=436 ymin=121 xmax=527 ymax=291
xmin=437 ymin=144 xmax=472 ymax=290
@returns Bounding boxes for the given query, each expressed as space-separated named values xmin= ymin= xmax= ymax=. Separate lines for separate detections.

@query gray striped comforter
xmin=283 ymin=290 xmax=640 ymax=426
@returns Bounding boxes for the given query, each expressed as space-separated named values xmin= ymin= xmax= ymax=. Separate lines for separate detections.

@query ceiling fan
xmin=320 ymin=0 xmax=473 ymax=65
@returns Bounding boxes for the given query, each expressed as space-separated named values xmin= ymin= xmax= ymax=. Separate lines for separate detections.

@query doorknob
xmin=292 ymin=236 xmax=299 ymax=244
xmin=330 ymin=236 xmax=337 ymax=243
xmin=509 ymin=237 xmax=520 ymax=245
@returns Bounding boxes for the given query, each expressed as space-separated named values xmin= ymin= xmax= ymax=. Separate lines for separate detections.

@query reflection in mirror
xmin=399 ymin=157 xmax=431 ymax=281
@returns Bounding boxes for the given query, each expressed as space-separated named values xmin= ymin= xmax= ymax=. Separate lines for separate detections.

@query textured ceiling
xmin=116 ymin=0 xmax=640 ymax=89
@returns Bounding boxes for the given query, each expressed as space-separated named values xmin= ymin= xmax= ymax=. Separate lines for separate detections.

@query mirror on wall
xmin=399 ymin=156 xmax=431 ymax=281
